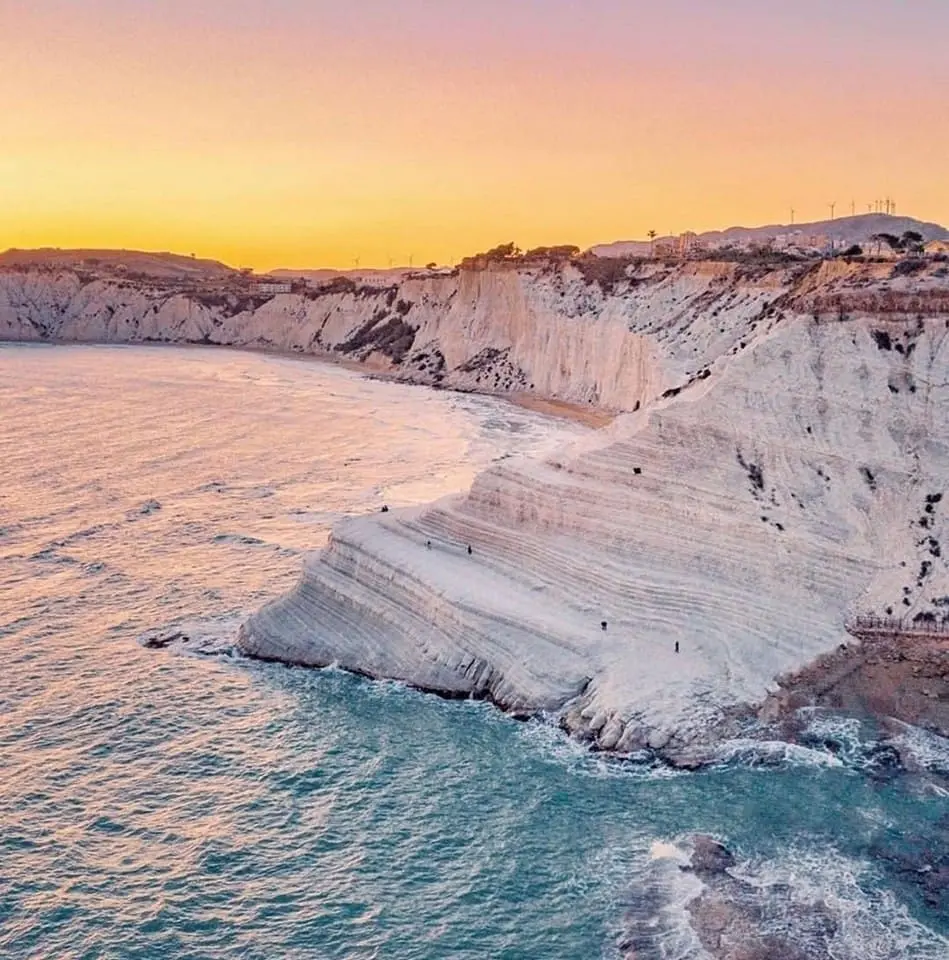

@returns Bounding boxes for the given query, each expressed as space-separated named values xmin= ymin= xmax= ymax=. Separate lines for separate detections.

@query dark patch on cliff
xmin=406 ymin=346 xmax=447 ymax=384
xmin=736 ymin=450 xmax=765 ymax=494
xmin=337 ymin=313 xmax=417 ymax=364
xmin=572 ymin=254 xmax=638 ymax=294
xmin=457 ymin=347 xmax=509 ymax=374
xmin=455 ymin=347 xmax=528 ymax=392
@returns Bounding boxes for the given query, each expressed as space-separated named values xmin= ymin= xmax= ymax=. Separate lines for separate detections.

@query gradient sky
xmin=3 ymin=0 xmax=948 ymax=269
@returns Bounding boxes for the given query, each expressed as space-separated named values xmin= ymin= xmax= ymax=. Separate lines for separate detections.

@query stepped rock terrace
xmin=5 ymin=253 xmax=949 ymax=755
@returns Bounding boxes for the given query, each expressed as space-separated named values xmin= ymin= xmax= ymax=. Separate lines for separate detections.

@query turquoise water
xmin=1 ymin=345 xmax=947 ymax=958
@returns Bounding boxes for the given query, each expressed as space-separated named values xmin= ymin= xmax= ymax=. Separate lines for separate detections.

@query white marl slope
xmin=5 ymin=255 xmax=949 ymax=752
xmin=236 ymin=260 xmax=949 ymax=754
xmin=0 ymin=259 xmax=813 ymax=412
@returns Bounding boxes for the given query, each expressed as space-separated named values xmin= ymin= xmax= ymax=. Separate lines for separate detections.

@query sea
xmin=1 ymin=343 xmax=947 ymax=959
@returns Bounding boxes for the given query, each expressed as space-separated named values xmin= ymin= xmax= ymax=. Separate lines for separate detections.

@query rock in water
xmin=689 ymin=836 xmax=736 ymax=876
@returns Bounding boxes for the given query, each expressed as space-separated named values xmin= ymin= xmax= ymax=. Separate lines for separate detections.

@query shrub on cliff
xmin=522 ymin=245 xmax=580 ymax=262
xmin=459 ymin=243 xmax=522 ymax=270
xmin=572 ymin=254 xmax=639 ymax=294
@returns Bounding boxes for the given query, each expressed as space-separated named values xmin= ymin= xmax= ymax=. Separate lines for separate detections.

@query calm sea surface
xmin=0 ymin=344 xmax=946 ymax=959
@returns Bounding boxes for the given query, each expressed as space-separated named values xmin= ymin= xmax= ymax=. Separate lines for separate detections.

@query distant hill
xmin=590 ymin=213 xmax=949 ymax=258
xmin=0 ymin=248 xmax=236 ymax=280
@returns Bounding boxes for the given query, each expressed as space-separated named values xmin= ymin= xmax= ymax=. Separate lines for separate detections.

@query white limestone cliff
xmin=5 ymin=254 xmax=949 ymax=754
xmin=236 ymin=258 xmax=949 ymax=755
xmin=0 ymin=258 xmax=816 ymax=412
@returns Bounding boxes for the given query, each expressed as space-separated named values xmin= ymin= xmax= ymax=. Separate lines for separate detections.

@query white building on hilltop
xmin=255 ymin=280 xmax=292 ymax=295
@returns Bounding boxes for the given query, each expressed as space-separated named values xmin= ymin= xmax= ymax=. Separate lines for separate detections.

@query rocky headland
xmin=5 ymin=247 xmax=949 ymax=761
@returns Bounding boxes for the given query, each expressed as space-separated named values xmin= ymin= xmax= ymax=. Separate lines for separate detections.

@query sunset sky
xmin=3 ymin=0 xmax=948 ymax=270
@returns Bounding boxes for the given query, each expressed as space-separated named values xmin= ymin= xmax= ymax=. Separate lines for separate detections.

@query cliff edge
xmin=231 ymin=258 xmax=949 ymax=755
xmin=5 ymin=253 xmax=949 ymax=754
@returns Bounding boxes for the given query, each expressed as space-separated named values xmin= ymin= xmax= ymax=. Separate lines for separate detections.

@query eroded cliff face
xmin=6 ymin=256 xmax=949 ymax=754
xmin=233 ymin=259 xmax=949 ymax=756
xmin=0 ymin=257 xmax=839 ymax=412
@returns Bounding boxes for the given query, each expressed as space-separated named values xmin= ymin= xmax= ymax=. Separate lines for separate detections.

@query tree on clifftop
xmin=522 ymin=245 xmax=580 ymax=262
xmin=482 ymin=242 xmax=520 ymax=261
xmin=901 ymin=231 xmax=924 ymax=254
xmin=459 ymin=242 xmax=522 ymax=270
xmin=873 ymin=232 xmax=902 ymax=251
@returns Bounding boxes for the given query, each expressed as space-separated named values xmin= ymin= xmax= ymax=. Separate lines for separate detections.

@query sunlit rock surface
xmin=238 ymin=260 xmax=949 ymax=752
xmin=6 ymin=255 xmax=949 ymax=750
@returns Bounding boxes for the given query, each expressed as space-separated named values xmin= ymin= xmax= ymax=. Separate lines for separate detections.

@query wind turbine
xmin=829 ymin=201 xmax=836 ymax=221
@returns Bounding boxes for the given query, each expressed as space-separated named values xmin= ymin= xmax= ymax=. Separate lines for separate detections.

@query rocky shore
xmin=620 ymin=833 xmax=949 ymax=960
xmin=682 ymin=837 xmax=838 ymax=960
xmin=760 ymin=632 xmax=949 ymax=744
xmin=11 ymin=252 xmax=949 ymax=766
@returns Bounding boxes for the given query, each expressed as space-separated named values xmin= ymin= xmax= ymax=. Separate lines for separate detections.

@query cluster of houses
xmin=650 ymin=232 xmax=949 ymax=261
xmin=252 ymin=279 xmax=293 ymax=295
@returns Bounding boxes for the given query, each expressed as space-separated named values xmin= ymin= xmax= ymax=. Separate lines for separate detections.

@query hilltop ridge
xmin=591 ymin=213 xmax=949 ymax=258
xmin=6 ymin=211 xmax=946 ymax=278
xmin=0 ymin=247 xmax=235 ymax=280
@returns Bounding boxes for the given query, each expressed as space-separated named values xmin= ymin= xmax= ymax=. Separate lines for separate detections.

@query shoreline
xmin=4 ymin=337 xmax=613 ymax=430
xmin=16 ymin=342 xmax=947 ymax=770
xmin=758 ymin=630 xmax=949 ymax=744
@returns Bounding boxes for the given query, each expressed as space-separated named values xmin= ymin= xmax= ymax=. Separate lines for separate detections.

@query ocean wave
xmin=514 ymin=718 xmax=689 ymax=781
xmin=729 ymin=847 xmax=949 ymax=960
xmin=615 ymin=838 xmax=948 ymax=960
xmin=709 ymin=736 xmax=846 ymax=770
xmin=888 ymin=721 xmax=949 ymax=775
xmin=137 ymin=616 xmax=244 ymax=658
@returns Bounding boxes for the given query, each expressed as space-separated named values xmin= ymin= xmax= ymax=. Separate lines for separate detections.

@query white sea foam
xmin=730 ymin=847 xmax=949 ymax=960
xmin=710 ymin=736 xmax=845 ymax=770
xmin=514 ymin=718 xmax=687 ymax=781
xmin=610 ymin=837 xmax=713 ymax=960
xmin=616 ymin=838 xmax=948 ymax=960
xmin=889 ymin=720 xmax=949 ymax=774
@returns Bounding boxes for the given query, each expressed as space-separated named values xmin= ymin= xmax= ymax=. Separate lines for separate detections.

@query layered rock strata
xmin=5 ymin=255 xmax=949 ymax=751
xmin=236 ymin=261 xmax=949 ymax=753
xmin=2 ymin=257 xmax=874 ymax=412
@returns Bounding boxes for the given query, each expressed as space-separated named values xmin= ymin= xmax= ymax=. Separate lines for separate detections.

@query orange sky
xmin=3 ymin=1 xmax=948 ymax=270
